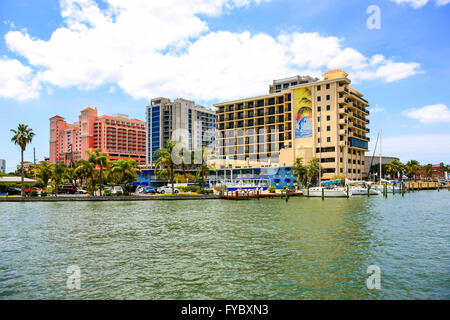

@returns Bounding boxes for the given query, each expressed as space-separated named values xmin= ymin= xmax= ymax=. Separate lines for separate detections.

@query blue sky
xmin=1 ymin=0 xmax=450 ymax=171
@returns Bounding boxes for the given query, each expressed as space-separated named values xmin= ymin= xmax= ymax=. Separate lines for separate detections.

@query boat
xmin=373 ymin=180 xmax=403 ymax=193
xmin=214 ymin=178 xmax=270 ymax=192
xmin=302 ymin=182 xmax=351 ymax=197
xmin=348 ymin=181 xmax=381 ymax=195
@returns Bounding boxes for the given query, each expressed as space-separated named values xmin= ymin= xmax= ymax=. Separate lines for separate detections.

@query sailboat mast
xmin=319 ymin=111 xmax=322 ymax=186
xmin=379 ymin=131 xmax=382 ymax=182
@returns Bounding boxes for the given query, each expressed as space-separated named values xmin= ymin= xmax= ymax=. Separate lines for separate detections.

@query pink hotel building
xmin=49 ymin=107 xmax=146 ymax=165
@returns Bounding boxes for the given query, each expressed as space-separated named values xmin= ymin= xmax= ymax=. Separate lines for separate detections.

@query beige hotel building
xmin=212 ymin=69 xmax=370 ymax=181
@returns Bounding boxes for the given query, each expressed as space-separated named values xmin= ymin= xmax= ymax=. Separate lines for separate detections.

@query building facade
xmin=363 ymin=156 xmax=400 ymax=179
xmin=146 ymin=98 xmax=216 ymax=165
xmin=0 ymin=159 xmax=6 ymax=173
xmin=49 ymin=108 xmax=146 ymax=165
xmin=213 ymin=69 xmax=370 ymax=181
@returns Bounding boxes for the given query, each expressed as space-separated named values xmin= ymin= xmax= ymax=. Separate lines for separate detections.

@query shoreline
xmin=0 ymin=195 xmax=220 ymax=202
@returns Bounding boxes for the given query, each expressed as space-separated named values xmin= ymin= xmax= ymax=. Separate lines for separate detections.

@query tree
xmin=406 ymin=160 xmax=420 ymax=181
xmin=10 ymin=124 xmax=35 ymax=196
xmin=154 ymin=140 xmax=178 ymax=194
xmin=111 ymin=159 xmax=138 ymax=191
xmin=293 ymin=157 xmax=307 ymax=187
xmin=52 ymin=162 xmax=67 ymax=196
xmin=195 ymin=146 xmax=214 ymax=189
xmin=88 ymin=148 xmax=109 ymax=196
xmin=385 ymin=160 xmax=404 ymax=180
xmin=424 ymin=164 xmax=433 ymax=180
xmin=36 ymin=161 xmax=53 ymax=186
xmin=306 ymin=158 xmax=321 ymax=186
xmin=74 ymin=159 xmax=94 ymax=193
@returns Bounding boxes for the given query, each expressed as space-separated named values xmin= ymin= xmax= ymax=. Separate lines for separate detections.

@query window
xmin=318 ymin=127 xmax=321 ymax=132
xmin=317 ymin=85 xmax=321 ymax=91
xmin=318 ymin=116 xmax=321 ymax=122
xmin=327 ymin=126 xmax=331 ymax=131
xmin=317 ymin=106 xmax=321 ymax=112
xmin=326 ymin=84 xmax=330 ymax=89
xmin=327 ymin=137 xmax=331 ymax=142
xmin=317 ymin=96 xmax=321 ymax=102
xmin=318 ymin=138 xmax=321 ymax=143
xmin=326 ymin=105 xmax=331 ymax=111
xmin=327 ymin=115 xmax=331 ymax=121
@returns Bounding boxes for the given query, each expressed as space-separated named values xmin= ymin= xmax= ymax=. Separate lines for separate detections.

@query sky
xmin=1 ymin=0 xmax=449 ymax=172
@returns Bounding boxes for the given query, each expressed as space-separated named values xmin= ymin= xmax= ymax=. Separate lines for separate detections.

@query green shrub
xmin=41 ymin=191 xmax=47 ymax=197
xmin=115 ymin=191 xmax=123 ymax=196
xmin=202 ymin=189 xmax=213 ymax=195
xmin=47 ymin=187 xmax=55 ymax=195
xmin=268 ymin=186 xmax=276 ymax=193
xmin=123 ymin=191 xmax=129 ymax=196
xmin=30 ymin=190 xmax=38 ymax=197
xmin=104 ymin=189 xmax=112 ymax=196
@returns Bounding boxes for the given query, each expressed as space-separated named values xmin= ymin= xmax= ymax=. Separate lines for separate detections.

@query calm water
xmin=0 ymin=191 xmax=449 ymax=300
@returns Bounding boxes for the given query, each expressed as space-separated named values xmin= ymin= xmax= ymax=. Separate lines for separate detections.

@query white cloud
xmin=404 ymin=104 xmax=450 ymax=124
xmin=0 ymin=57 xmax=40 ymax=101
xmin=2 ymin=0 xmax=421 ymax=102
xmin=372 ymin=134 xmax=450 ymax=163
xmin=390 ymin=0 xmax=450 ymax=8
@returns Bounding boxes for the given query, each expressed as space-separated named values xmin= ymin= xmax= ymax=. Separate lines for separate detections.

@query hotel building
xmin=49 ymin=108 xmax=146 ymax=165
xmin=146 ymin=97 xmax=216 ymax=165
xmin=213 ymin=69 xmax=370 ymax=181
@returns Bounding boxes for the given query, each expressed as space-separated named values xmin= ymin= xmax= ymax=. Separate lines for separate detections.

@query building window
xmin=317 ymin=106 xmax=321 ymax=112
xmin=326 ymin=84 xmax=330 ymax=89
xmin=317 ymin=85 xmax=321 ymax=91
xmin=326 ymin=95 xmax=330 ymax=101
xmin=317 ymin=96 xmax=321 ymax=102
xmin=327 ymin=126 xmax=331 ymax=131
xmin=318 ymin=138 xmax=321 ymax=143
xmin=326 ymin=105 xmax=331 ymax=111
xmin=317 ymin=116 xmax=321 ymax=122
xmin=327 ymin=137 xmax=331 ymax=142
xmin=318 ymin=127 xmax=321 ymax=132
xmin=327 ymin=115 xmax=330 ymax=121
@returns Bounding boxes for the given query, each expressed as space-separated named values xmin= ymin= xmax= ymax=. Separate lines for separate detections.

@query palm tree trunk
xmin=99 ymin=166 xmax=103 ymax=196
xmin=171 ymin=166 xmax=175 ymax=194
xmin=21 ymin=148 xmax=25 ymax=197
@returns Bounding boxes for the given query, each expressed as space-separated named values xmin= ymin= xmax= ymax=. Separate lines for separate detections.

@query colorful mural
xmin=294 ymin=87 xmax=313 ymax=138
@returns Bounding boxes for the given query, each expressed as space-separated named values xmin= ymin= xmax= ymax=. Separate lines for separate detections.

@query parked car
xmin=6 ymin=187 xmax=21 ymax=195
xmin=157 ymin=186 xmax=180 ymax=194
xmin=25 ymin=187 xmax=42 ymax=195
xmin=144 ymin=186 xmax=157 ymax=194
xmin=57 ymin=184 xmax=77 ymax=194
xmin=105 ymin=186 xmax=124 ymax=195
xmin=76 ymin=188 xmax=89 ymax=194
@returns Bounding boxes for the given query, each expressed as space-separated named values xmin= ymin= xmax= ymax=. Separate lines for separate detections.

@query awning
xmin=0 ymin=176 xmax=36 ymax=183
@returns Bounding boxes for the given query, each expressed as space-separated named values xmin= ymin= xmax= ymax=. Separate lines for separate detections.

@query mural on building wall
xmin=294 ymin=87 xmax=313 ymax=138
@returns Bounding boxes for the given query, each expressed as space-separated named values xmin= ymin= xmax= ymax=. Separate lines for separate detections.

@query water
xmin=0 ymin=191 xmax=449 ymax=299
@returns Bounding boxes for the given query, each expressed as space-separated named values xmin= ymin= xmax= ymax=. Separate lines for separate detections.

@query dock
xmin=221 ymin=190 xmax=302 ymax=200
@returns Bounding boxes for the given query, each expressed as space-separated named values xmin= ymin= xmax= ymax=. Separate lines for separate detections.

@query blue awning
xmin=274 ymin=179 xmax=280 ymax=182
xmin=285 ymin=179 xmax=291 ymax=182
xmin=322 ymin=181 xmax=340 ymax=185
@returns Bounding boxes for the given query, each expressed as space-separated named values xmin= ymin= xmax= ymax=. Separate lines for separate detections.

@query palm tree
xmin=74 ymin=159 xmax=94 ymax=193
xmin=306 ymin=158 xmax=321 ymax=186
xmin=36 ymin=161 xmax=53 ymax=187
xmin=385 ymin=160 xmax=401 ymax=180
xmin=406 ymin=160 xmax=420 ymax=181
xmin=154 ymin=140 xmax=178 ymax=194
xmin=195 ymin=146 xmax=214 ymax=189
xmin=424 ymin=164 xmax=434 ymax=180
xmin=111 ymin=159 xmax=138 ymax=191
xmin=293 ymin=157 xmax=307 ymax=187
xmin=52 ymin=162 xmax=67 ymax=196
xmin=10 ymin=124 xmax=35 ymax=196
xmin=88 ymin=148 xmax=108 ymax=196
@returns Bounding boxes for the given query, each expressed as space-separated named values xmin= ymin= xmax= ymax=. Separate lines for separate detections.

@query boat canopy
xmin=322 ymin=181 xmax=341 ymax=185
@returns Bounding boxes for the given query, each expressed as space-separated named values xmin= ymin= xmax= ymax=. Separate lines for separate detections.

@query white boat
xmin=347 ymin=181 xmax=381 ymax=195
xmin=302 ymin=186 xmax=350 ymax=198
xmin=351 ymin=185 xmax=381 ymax=195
